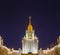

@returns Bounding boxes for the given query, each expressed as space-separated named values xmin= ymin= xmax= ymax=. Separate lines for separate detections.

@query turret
xmin=0 ymin=36 xmax=3 ymax=46
xmin=57 ymin=35 xmax=60 ymax=44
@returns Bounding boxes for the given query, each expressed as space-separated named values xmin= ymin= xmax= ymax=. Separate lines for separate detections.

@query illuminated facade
xmin=42 ymin=36 xmax=60 ymax=55
xmin=0 ymin=36 xmax=10 ymax=55
xmin=22 ymin=16 xmax=38 ymax=55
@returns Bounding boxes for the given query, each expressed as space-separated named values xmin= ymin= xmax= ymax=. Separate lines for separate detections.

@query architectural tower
xmin=22 ymin=16 xmax=38 ymax=55
xmin=0 ymin=36 xmax=3 ymax=46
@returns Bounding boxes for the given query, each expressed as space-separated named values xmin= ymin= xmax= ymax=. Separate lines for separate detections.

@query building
xmin=0 ymin=16 xmax=60 ymax=55
xmin=22 ymin=16 xmax=38 ymax=55
xmin=0 ymin=36 xmax=10 ymax=55
xmin=0 ymin=35 xmax=21 ymax=55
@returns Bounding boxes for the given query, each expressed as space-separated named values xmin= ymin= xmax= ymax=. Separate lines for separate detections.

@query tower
xmin=22 ymin=16 xmax=38 ymax=55
xmin=0 ymin=36 xmax=3 ymax=46
xmin=57 ymin=35 xmax=60 ymax=44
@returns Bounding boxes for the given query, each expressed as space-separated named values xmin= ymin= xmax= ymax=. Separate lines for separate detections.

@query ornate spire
xmin=27 ymin=16 xmax=33 ymax=31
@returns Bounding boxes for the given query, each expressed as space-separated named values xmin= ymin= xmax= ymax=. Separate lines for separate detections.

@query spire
xmin=29 ymin=16 xmax=31 ymax=25
xmin=27 ymin=16 xmax=33 ymax=31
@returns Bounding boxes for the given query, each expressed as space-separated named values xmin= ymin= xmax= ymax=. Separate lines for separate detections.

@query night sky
xmin=0 ymin=0 xmax=60 ymax=49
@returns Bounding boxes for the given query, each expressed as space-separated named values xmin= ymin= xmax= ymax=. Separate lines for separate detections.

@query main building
xmin=22 ymin=16 xmax=38 ymax=55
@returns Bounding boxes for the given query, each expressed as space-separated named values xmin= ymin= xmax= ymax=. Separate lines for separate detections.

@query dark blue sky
xmin=0 ymin=0 xmax=60 ymax=49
